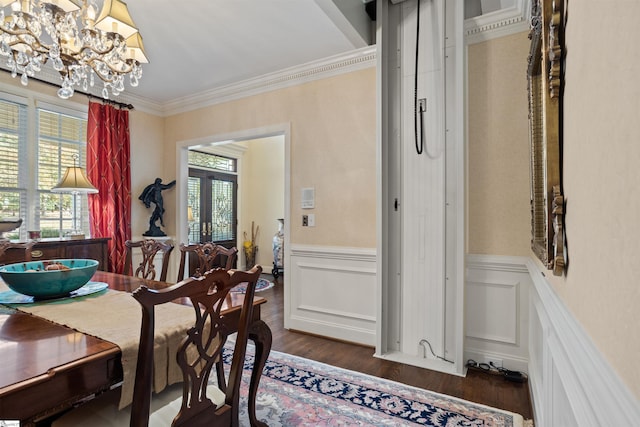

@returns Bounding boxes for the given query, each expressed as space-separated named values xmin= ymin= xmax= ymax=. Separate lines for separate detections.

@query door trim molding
xmin=175 ymin=123 xmax=291 ymax=309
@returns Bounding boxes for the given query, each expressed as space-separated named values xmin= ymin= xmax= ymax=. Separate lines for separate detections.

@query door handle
xmin=202 ymin=222 xmax=212 ymax=236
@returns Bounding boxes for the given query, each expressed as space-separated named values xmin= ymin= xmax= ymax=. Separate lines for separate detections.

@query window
xmin=0 ymin=93 xmax=89 ymax=240
xmin=0 ymin=98 xmax=26 ymax=239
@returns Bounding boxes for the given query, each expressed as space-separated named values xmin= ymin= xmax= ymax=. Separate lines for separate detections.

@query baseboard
xmin=526 ymin=258 xmax=640 ymax=427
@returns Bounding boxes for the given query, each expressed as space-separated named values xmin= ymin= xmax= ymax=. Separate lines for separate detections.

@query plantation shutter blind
xmin=0 ymin=96 xmax=28 ymax=240
xmin=37 ymin=103 xmax=88 ymax=237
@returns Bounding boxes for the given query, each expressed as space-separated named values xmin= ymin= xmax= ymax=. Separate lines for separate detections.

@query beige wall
xmin=543 ymin=2 xmax=640 ymax=400
xmin=469 ymin=8 xmax=640 ymax=399
xmin=467 ymin=31 xmax=531 ymax=256
xmin=162 ymin=68 xmax=377 ymax=248
xmin=129 ymin=110 xmax=166 ymax=238
xmin=237 ymin=136 xmax=285 ymax=269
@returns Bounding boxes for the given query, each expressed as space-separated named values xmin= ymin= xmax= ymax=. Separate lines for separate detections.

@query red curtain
xmin=86 ymin=101 xmax=132 ymax=274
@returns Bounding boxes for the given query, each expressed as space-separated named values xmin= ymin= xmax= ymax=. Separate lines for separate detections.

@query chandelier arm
xmin=83 ymin=57 xmax=135 ymax=84
xmin=78 ymin=30 xmax=118 ymax=56
xmin=13 ymin=40 xmax=51 ymax=57
xmin=1 ymin=28 xmax=52 ymax=53
xmin=81 ymin=44 xmax=115 ymax=56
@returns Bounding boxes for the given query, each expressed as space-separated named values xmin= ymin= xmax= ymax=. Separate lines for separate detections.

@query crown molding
xmin=1 ymin=1 xmax=532 ymax=118
xmin=148 ymin=45 xmax=376 ymax=117
xmin=464 ymin=0 xmax=531 ymax=44
xmin=0 ymin=46 xmax=376 ymax=117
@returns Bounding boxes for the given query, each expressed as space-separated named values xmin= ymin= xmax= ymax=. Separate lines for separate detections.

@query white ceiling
xmin=123 ymin=0 xmax=371 ymax=105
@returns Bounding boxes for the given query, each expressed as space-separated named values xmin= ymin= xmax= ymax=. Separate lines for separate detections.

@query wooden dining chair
xmin=0 ymin=241 xmax=35 ymax=265
xmin=177 ymin=242 xmax=238 ymax=282
xmin=124 ymin=239 xmax=174 ymax=282
xmin=52 ymin=265 xmax=264 ymax=427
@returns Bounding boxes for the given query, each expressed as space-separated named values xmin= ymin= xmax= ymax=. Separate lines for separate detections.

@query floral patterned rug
xmin=230 ymin=278 xmax=274 ymax=293
xmin=226 ymin=347 xmax=526 ymax=427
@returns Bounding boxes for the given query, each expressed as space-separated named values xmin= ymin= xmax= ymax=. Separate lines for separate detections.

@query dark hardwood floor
xmin=258 ymin=274 xmax=534 ymax=421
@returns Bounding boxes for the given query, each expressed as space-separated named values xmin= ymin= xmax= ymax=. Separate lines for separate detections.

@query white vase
xmin=272 ymin=218 xmax=284 ymax=278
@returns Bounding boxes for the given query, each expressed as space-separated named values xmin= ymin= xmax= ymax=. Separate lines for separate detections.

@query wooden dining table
xmin=0 ymin=271 xmax=272 ymax=426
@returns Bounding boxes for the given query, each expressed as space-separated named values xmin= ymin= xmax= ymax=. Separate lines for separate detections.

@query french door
xmin=187 ymin=168 xmax=237 ymax=248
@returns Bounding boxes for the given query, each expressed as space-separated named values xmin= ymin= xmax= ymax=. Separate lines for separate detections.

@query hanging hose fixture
xmin=419 ymin=338 xmax=454 ymax=364
xmin=414 ymin=0 xmax=425 ymax=155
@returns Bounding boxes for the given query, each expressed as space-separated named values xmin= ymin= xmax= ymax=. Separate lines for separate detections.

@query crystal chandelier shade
xmin=0 ymin=0 xmax=148 ymax=99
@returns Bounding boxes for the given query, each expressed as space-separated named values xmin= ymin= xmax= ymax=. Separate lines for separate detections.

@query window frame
xmin=0 ymin=90 xmax=89 ymax=241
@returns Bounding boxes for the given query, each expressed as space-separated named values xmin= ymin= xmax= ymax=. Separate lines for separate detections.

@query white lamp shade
xmin=125 ymin=32 xmax=149 ymax=64
xmin=94 ymin=0 xmax=139 ymax=40
xmin=51 ymin=167 xmax=99 ymax=194
xmin=47 ymin=0 xmax=82 ymax=13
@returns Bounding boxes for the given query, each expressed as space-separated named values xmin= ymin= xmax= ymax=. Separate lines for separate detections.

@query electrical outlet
xmin=419 ymin=98 xmax=427 ymax=112
xmin=307 ymin=213 xmax=315 ymax=227
xmin=302 ymin=215 xmax=308 ymax=226
xmin=485 ymin=357 xmax=503 ymax=369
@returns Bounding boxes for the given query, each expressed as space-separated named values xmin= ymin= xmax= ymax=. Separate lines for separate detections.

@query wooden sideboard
xmin=2 ymin=238 xmax=111 ymax=271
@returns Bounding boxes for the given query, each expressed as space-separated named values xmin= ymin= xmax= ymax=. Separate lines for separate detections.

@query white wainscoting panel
xmin=288 ymin=245 xmax=377 ymax=346
xmin=526 ymin=258 xmax=640 ymax=427
xmin=465 ymin=255 xmax=531 ymax=373
xmin=466 ymin=279 xmax=518 ymax=344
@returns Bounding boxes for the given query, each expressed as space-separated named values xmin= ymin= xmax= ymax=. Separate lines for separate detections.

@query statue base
xmin=143 ymin=224 xmax=167 ymax=237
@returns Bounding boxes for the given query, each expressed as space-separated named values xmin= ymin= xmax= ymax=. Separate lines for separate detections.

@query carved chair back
xmin=124 ymin=239 xmax=174 ymax=282
xmin=130 ymin=265 xmax=263 ymax=427
xmin=177 ymin=242 xmax=238 ymax=282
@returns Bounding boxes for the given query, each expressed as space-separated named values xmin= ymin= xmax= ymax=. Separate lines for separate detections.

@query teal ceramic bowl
xmin=0 ymin=259 xmax=99 ymax=299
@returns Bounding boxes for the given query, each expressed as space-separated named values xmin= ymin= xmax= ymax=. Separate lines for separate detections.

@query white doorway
xmin=175 ymin=124 xmax=290 ymax=285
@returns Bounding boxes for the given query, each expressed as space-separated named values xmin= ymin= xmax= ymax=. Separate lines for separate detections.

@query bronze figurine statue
xmin=139 ymin=178 xmax=176 ymax=237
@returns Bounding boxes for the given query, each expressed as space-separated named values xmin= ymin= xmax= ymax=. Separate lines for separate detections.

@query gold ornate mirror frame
xmin=527 ymin=0 xmax=565 ymax=275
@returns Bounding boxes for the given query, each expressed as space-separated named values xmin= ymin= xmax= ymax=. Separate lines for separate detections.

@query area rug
xmin=224 ymin=347 xmax=526 ymax=427
xmin=231 ymin=277 xmax=274 ymax=293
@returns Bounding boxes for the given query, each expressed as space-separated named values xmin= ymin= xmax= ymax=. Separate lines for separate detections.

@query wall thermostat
xmin=301 ymin=187 xmax=315 ymax=209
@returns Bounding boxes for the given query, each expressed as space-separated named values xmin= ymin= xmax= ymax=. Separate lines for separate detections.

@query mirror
xmin=527 ymin=0 xmax=565 ymax=275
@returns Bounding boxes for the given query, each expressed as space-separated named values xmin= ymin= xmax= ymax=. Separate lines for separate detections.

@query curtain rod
xmin=0 ymin=68 xmax=135 ymax=110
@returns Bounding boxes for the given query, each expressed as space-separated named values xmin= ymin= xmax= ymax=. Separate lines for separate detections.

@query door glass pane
xmin=188 ymin=151 xmax=236 ymax=172
xmin=187 ymin=176 xmax=200 ymax=243
xmin=210 ymin=180 xmax=234 ymax=241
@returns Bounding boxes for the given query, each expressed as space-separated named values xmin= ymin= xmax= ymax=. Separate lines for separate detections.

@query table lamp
xmin=51 ymin=154 xmax=98 ymax=239
xmin=187 ymin=206 xmax=194 ymax=240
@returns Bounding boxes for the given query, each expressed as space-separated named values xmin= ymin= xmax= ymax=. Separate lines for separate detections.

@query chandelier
xmin=0 ymin=0 xmax=148 ymax=99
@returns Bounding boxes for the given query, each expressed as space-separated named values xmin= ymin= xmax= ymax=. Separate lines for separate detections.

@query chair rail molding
xmin=526 ymin=257 xmax=640 ymax=427
xmin=288 ymin=244 xmax=377 ymax=345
